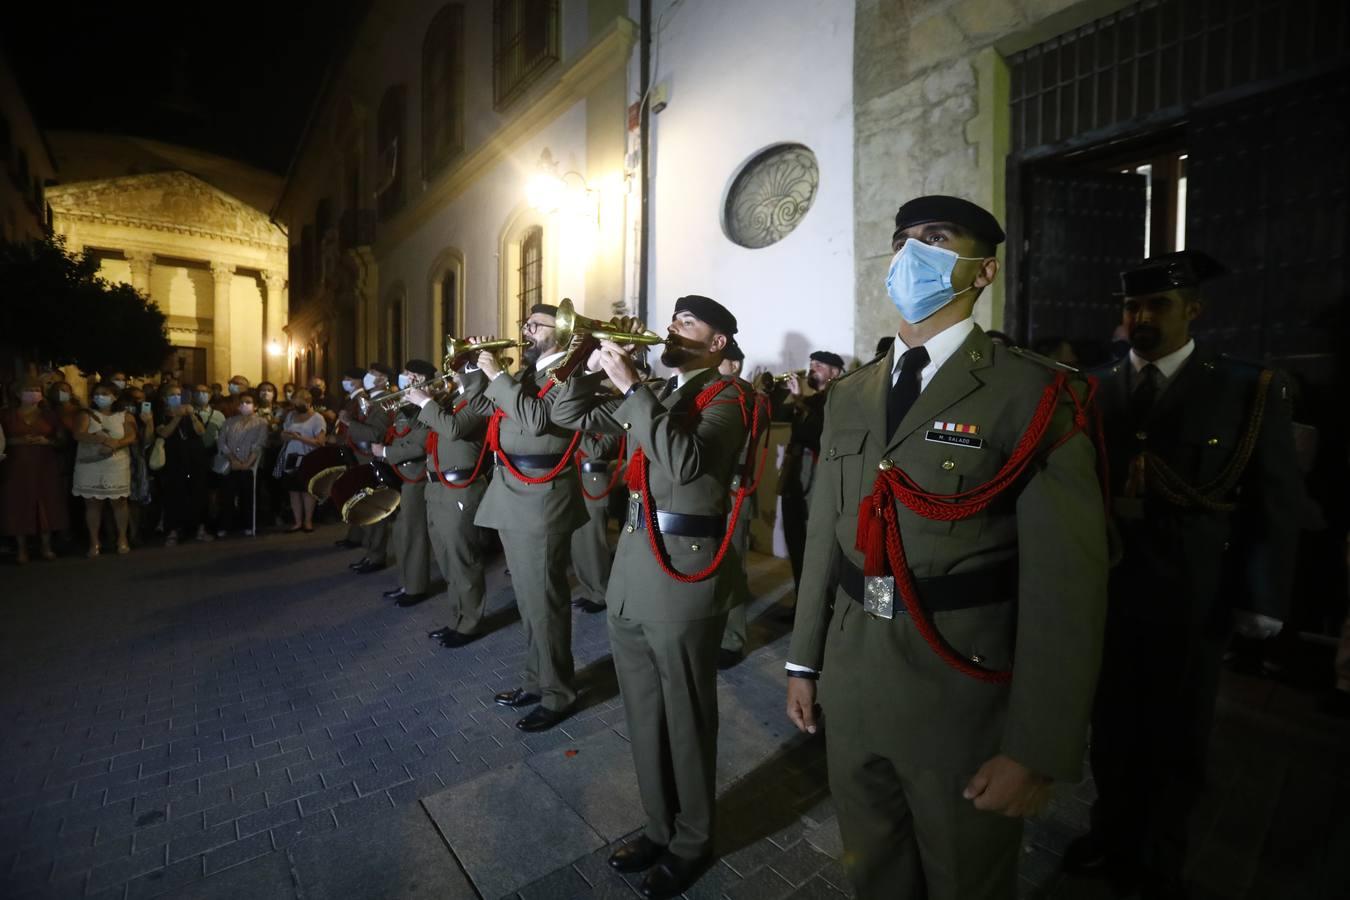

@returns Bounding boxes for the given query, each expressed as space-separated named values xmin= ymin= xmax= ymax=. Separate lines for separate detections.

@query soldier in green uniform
xmin=371 ymin=359 xmax=439 ymax=606
xmin=785 ymin=196 xmax=1109 ymax=900
xmin=408 ymin=367 xmax=491 ymax=648
xmin=716 ymin=344 xmax=756 ymax=669
xmin=1062 ymin=251 xmax=1303 ymax=899
xmin=571 ymin=429 xmax=620 ymax=614
xmin=462 ymin=305 xmax=587 ymax=732
xmin=552 ymin=295 xmax=750 ymax=899
xmin=333 ymin=368 xmax=368 ymax=549
xmin=341 ymin=363 xmax=396 ymax=574
xmin=777 ymin=351 xmax=844 ymax=595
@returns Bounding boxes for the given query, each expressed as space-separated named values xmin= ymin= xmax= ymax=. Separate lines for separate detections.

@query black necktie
xmin=887 ymin=346 xmax=929 ymax=438
xmin=658 ymin=376 xmax=678 ymax=400
xmin=1130 ymin=363 xmax=1160 ymax=427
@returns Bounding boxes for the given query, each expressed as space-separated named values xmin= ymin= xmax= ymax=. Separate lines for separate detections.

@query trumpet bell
xmin=443 ymin=336 xmax=530 ymax=370
xmin=554 ymin=298 xmax=611 ymax=349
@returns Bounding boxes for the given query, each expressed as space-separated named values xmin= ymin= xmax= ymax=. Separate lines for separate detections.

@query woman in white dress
xmin=71 ymin=381 xmax=137 ymax=557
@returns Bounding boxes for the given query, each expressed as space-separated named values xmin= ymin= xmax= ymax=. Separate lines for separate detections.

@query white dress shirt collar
xmin=676 ymin=367 xmax=711 ymax=389
xmin=1129 ymin=338 xmax=1194 ymax=382
xmin=534 ymin=350 xmax=566 ymax=373
xmin=890 ymin=317 xmax=977 ymax=389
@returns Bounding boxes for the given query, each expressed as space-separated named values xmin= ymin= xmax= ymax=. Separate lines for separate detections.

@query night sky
xmin=4 ymin=0 xmax=368 ymax=175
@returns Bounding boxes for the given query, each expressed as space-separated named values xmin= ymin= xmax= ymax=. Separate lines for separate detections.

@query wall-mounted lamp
xmin=526 ymin=148 xmax=597 ymax=222
xmin=266 ymin=339 xmax=285 ymax=358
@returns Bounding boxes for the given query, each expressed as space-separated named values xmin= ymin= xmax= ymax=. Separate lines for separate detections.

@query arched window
xmin=441 ymin=271 xmax=459 ymax=340
xmin=492 ymin=0 xmax=560 ymax=110
xmin=376 ymin=86 xmax=407 ymax=221
xmin=423 ymin=5 xmax=465 ymax=180
xmin=517 ymin=226 xmax=542 ymax=325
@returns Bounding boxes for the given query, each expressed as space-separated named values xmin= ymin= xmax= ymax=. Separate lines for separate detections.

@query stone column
xmin=210 ymin=262 xmax=235 ymax=384
xmin=126 ymin=251 xmax=153 ymax=295
xmin=262 ymin=270 xmax=288 ymax=384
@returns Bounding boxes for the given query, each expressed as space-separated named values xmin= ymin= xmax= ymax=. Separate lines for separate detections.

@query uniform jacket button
xmin=878 ymin=458 xmax=894 ymax=471
xmin=970 ymin=654 xmax=985 ymax=664
xmin=621 ymin=422 xmax=631 ymax=430
xmin=1135 ymin=431 xmax=1148 ymax=441
xmin=625 ymin=525 xmax=635 ymax=533
xmin=690 ymin=543 xmax=700 ymax=551
xmin=629 ymin=490 xmax=640 ymax=499
xmin=827 ymin=448 xmax=836 ymax=458
xmin=1206 ymin=437 xmax=1219 ymax=446
xmin=942 ymin=459 xmax=956 ymax=471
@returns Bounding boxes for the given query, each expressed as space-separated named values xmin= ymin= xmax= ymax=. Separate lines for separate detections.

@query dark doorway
xmin=165 ymin=346 xmax=206 ymax=387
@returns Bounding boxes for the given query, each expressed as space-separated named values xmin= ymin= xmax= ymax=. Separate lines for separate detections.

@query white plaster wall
xmin=643 ymin=0 xmax=855 ymax=375
xmin=375 ymin=101 xmax=592 ymax=360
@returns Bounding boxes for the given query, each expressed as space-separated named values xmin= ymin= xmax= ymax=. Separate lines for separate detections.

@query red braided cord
xmin=575 ymin=435 xmax=627 ymax=501
xmin=855 ymin=371 xmax=1105 ymax=683
xmin=428 ymin=399 xmax=489 ymax=490
xmin=487 ymin=378 xmax=582 ymax=485
xmin=626 ymin=378 xmax=764 ymax=583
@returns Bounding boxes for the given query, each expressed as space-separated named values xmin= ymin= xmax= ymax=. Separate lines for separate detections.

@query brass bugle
xmin=773 ymin=370 xmax=806 ymax=383
xmin=443 ymin=336 xmax=531 ymax=370
xmin=365 ymin=375 xmax=455 ymax=414
xmin=588 ymin=328 xmax=668 ymax=346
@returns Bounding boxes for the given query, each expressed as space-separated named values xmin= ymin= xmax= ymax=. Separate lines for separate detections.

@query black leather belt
xmin=580 ymin=460 xmax=612 ymax=473
xmin=635 ymin=509 xmax=725 ymax=539
xmin=496 ymin=452 xmax=565 ymax=470
xmin=431 ymin=467 xmax=476 ymax=484
xmin=839 ymin=556 xmax=1015 ymax=614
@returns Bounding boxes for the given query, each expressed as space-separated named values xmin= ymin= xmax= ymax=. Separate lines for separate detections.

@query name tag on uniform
xmin=864 ymin=575 xmax=896 ymax=619
xmin=924 ymin=430 xmax=984 ymax=450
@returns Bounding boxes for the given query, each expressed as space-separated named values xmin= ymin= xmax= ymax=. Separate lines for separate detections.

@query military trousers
xmin=1088 ymin=603 xmax=1227 ymax=887
xmin=571 ymin=490 xmax=612 ymax=607
xmin=499 ymin=528 xmax=576 ymax=711
xmin=609 ymin=610 xmax=727 ymax=861
xmin=425 ymin=480 xmax=488 ymax=634
xmin=361 ymin=515 xmax=390 ymax=563
xmin=393 ymin=480 xmax=433 ymax=594
xmin=781 ymin=493 xmax=809 ymax=594
xmin=720 ymin=502 xmax=753 ymax=653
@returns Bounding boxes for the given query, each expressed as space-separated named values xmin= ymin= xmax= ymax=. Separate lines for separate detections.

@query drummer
xmin=342 ymin=363 xmax=397 ymax=575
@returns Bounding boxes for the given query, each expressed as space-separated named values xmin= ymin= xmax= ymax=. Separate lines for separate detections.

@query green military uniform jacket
xmin=1092 ymin=344 xmax=1302 ymax=627
xmin=787 ymin=325 xmax=1108 ymax=782
xmin=460 ymin=364 xmax=587 ymax=535
xmin=552 ymin=368 xmax=749 ymax=622
xmin=778 ymin=390 xmax=828 ymax=499
xmin=381 ymin=406 xmax=431 ymax=478
xmin=343 ymin=392 xmax=393 ymax=456
xmin=417 ymin=391 xmax=488 ymax=473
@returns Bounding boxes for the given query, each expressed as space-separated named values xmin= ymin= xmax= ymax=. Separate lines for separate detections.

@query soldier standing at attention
xmin=341 ymin=363 xmax=397 ymax=573
xmin=1062 ymin=251 xmax=1303 ymax=900
xmin=464 ymin=305 xmax=587 ymax=732
xmin=785 ymin=195 xmax=1109 ymax=900
xmin=333 ymin=368 xmax=368 ymax=549
xmin=716 ymin=343 xmax=757 ymax=669
xmin=571 ymin=428 xmax=621 ymax=614
xmin=370 ymin=359 xmax=439 ymax=607
xmin=552 ymin=296 xmax=751 ymax=898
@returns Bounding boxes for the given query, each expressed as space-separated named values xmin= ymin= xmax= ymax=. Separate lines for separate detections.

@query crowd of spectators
xmin=0 ymin=369 xmax=341 ymax=563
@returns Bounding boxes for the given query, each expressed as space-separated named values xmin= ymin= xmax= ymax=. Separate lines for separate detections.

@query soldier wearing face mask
xmin=342 ymin=363 xmax=397 ymax=574
xmin=333 ymin=368 xmax=369 ymax=548
xmin=785 ymin=196 xmax=1108 ymax=900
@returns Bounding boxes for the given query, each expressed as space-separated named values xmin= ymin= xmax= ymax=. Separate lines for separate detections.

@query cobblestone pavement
xmin=2 ymin=527 xmax=1345 ymax=899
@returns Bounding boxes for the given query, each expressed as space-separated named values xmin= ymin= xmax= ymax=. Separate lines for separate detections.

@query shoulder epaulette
xmin=1005 ymin=345 xmax=1081 ymax=373
xmin=834 ymin=353 xmax=887 ymax=384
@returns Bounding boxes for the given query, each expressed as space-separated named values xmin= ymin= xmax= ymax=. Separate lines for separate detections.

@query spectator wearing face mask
xmin=118 ymin=386 xmax=157 ymax=546
xmin=72 ymin=382 xmax=137 ymax=557
xmin=309 ymin=376 xmax=337 ymax=432
xmin=217 ymin=390 xmax=270 ymax=535
xmin=48 ymin=379 xmax=83 ymax=544
xmin=1 ymin=377 xmax=68 ymax=563
xmin=276 ymin=387 xmax=327 ymax=532
xmin=217 ymin=374 xmax=251 ymax=417
xmin=155 ymin=384 xmax=214 ymax=546
xmin=254 ymin=381 xmax=284 ymax=525
xmin=109 ymin=372 xmax=129 ymax=394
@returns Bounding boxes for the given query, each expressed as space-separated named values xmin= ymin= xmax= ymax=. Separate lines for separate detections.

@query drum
xmin=298 ymin=445 xmax=353 ymax=501
xmin=330 ymin=462 xmax=402 ymax=525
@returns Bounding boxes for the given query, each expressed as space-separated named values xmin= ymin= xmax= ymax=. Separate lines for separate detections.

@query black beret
xmin=368 ymin=362 xmax=397 ymax=380
xmin=723 ymin=344 xmax=745 ymax=363
xmin=529 ymin=303 xmax=558 ymax=318
xmin=1117 ymin=250 xmax=1228 ymax=297
xmin=809 ymin=351 xmax=845 ymax=369
xmin=874 ymin=336 xmax=895 ymax=357
xmin=343 ymin=367 xmax=365 ymax=380
xmin=673 ymin=295 xmax=738 ymax=336
xmin=404 ymin=358 xmax=437 ymax=378
xmin=893 ymin=195 xmax=1005 ymax=247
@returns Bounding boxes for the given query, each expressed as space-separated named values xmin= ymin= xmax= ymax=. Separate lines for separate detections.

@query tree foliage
xmin=0 ymin=236 xmax=172 ymax=376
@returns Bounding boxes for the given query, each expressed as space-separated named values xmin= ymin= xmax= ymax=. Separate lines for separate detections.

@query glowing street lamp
xmin=266 ymin=339 xmax=285 ymax=357
xmin=526 ymin=148 xmax=596 ymax=222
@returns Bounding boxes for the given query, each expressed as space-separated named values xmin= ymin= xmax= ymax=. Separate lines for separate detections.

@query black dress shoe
xmin=383 ymin=587 xmax=406 ymax=599
xmin=639 ymin=853 xmax=710 ymax=899
xmin=516 ymin=704 xmax=573 ymax=732
xmin=395 ymin=592 xmax=429 ymax=607
xmin=608 ymin=836 xmax=667 ymax=873
xmin=348 ymin=557 xmax=370 ymax=570
xmin=439 ymin=630 xmax=478 ymax=648
xmin=1062 ymin=832 xmax=1112 ymax=877
xmin=494 ymin=688 xmax=541 ymax=708
xmin=427 ymin=626 xmax=453 ymax=640
xmin=335 ymin=538 xmax=361 ymax=549
xmin=352 ymin=560 xmax=386 ymax=575
xmin=576 ymin=599 xmax=606 ymax=614
xmin=717 ymin=649 xmax=743 ymax=670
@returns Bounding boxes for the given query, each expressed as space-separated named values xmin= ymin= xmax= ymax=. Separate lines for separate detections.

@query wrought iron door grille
xmin=518 ymin=227 xmax=543 ymax=325
xmin=493 ymin=0 xmax=560 ymax=111
xmin=1009 ymin=0 xmax=1350 ymax=155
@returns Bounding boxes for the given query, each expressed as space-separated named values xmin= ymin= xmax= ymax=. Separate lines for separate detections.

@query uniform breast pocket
xmin=819 ymin=429 xmax=869 ymax=512
xmin=904 ymin=440 xmax=1005 ymax=537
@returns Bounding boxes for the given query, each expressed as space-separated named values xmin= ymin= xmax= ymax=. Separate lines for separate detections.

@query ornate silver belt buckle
xmin=625 ymin=496 xmax=640 ymax=532
xmin=863 ymin=575 xmax=895 ymax=619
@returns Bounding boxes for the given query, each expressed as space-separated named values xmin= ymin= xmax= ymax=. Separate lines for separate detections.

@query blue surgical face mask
xmin=165 ymin=394 xmax=182 ymax=407
xmin=93 ymin=395 xmax=114 ymax=409
xmin=228 ymin=383 xmax=241 ymax=395
xmin=397 ymin=374 xmax=412 ymax=390
xmin=884 ymin=238 xmax=985 ymax=325
xmin=194 ymin=392 xmax=210 ymax=405
xmin=362 ymin=373 xmax=378 ymax=391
